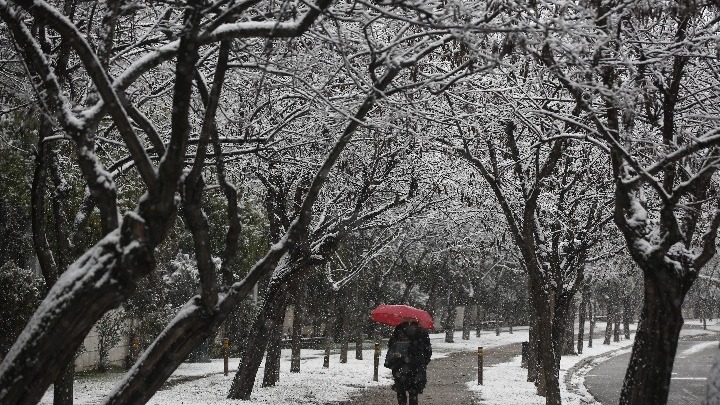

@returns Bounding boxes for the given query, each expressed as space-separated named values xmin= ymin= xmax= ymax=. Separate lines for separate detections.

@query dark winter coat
xmin=384 ymin=321 xmax=432 ymax=393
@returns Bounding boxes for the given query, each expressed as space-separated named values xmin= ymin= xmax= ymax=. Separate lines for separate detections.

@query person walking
xmin=384 ymin=320 xmax=432 ymax=405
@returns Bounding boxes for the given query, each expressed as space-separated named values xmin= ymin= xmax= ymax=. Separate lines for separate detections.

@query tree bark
xmin=354 ymin=279 xmax=364 ymax=360
xmin=475 ymin=304 xmax=482 ymax=338
xmin=290 ymin=284 xmax=306 ymax=373
xmin=577 ymin=286 xmax=587 ymax=354
xmin=562 ymin=299 xmax=576 ymax=355
xmin=228 ymin=277 xmax=291 ymax=399
xmin=588 ymin=300 xmax=595 ymax=348
xmin=322 ymin=293 xmax=336 ymax=369
xmin=53 ymin=361 xmax=74 ymax=405
xmin=613 ymin=304 xmax=621 ymax=342
xmin=462 ymin=304 xmax=472 ymax=340
xmin=339 ymin=289 xmax=350 ymax=364
xmin=619 ymin=275 xmax=685 ymax=405
xmin=527 ymin=278 xmax=539 ymax=384
xmin=262 ymin=297 xmax=288 ymax=387
xmin=603 ymin=300 xmax=612 ymax=345
xmin=443 ymin=284 xmax=456 ymax=343
xmin=623 ymin=296 xmax=632 ymax=339
xmin=536 ymin=292 xmax=562 ymax=404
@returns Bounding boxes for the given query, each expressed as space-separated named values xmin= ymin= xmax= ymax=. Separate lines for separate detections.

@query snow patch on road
xmin=679 ymin=341 xmax=718 ymax=357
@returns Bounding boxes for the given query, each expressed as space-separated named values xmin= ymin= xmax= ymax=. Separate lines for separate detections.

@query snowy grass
xmin=40 ymin=322 xmax=719 ymax=404
xmin=40 ymin=327 xmax=528 ymax=404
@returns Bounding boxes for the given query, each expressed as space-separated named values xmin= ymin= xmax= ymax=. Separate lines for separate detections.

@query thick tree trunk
xmin=0 ymin=230 xmax=142 ymax=405
xmin=290 ymin=284 xmax=306 ymax=373
xmin=228 ymin=279 xmax=290 ymax=399
xmin=475 ymin=305 xmax=482 ymax=337
xmin=262 ymin=298 xmax=287 ymax=387
xmin=53 ymin=361 xmax=74 ymax=405
xmin=619 ymin=276 xmax=685 ymax=405
xmin=536 ymin=293 xmax=562 ymax=405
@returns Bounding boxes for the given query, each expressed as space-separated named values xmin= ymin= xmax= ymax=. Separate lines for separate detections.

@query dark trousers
xmin=397 ymin=389 xmax=418 ymax=405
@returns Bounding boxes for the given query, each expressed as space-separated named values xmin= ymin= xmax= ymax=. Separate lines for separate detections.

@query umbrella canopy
xmin=370 ymin=304 xmax=434 ymax=330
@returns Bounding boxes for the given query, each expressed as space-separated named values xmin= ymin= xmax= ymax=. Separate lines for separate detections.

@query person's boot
xmin=408 ymin=390 xmax=418 ymax=405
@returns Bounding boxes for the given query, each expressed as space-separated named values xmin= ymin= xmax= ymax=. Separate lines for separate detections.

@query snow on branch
xmin=13 ymin=0 xmax=158 ymax=189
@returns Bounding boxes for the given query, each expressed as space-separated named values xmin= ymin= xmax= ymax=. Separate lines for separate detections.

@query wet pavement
xmin=336 ymin=343 xmax=522 ymax=405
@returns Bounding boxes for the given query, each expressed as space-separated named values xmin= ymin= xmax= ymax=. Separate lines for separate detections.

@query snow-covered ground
xmin=40 ymin=321 xmax=719 ymax=404
xmin=467 ymin=320 xmax=720 ymax=404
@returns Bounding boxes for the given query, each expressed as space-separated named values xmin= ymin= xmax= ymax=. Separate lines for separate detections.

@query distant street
xmin=585 ymin=334 xmax=719 ymax=404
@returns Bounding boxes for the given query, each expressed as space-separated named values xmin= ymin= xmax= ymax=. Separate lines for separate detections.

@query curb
xmin=564 ymin=332 xmax=716 ymax=404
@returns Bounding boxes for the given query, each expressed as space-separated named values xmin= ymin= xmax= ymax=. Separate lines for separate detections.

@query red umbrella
xmin=370 ymin=304 xmax=434 ymax=330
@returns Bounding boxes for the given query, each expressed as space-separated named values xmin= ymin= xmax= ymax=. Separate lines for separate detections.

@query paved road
xmin=585 ymin=335 xmax=718 ymax=404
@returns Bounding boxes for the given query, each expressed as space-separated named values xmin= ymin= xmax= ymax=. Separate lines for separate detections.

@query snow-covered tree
xmin=528 ymin=2 xmax=720 ymax=403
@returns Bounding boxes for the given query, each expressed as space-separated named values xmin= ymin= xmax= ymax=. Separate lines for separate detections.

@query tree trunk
xmin=228 ymin=279 xmax=290 ymax=399
xmin=339 ymin=289 xmax=350 ymax=364
xmin=443 ymin=285 xmax=456 ymax=343
xmin=527 ymin=277 xmax=540 ymax=384
xmin=613 ymin=308 xmax=621 ymax=343
xmin=475 ymin=305 xmax=482 ymax=338
xmin=462 ymin=305 xmax=472 ymax=340
xmin=323 ymin=292 xmax=336 ymax=369
xmin=290 ymin=283 xmax=306 ymax=373
xmin=577 ymin=286 xmax=587 ymax=354
xmin=262 ymin=298 xmax=287 ymax=387
xmin=588 ymin=301 xmax=595 ymax=348
xmin=354 ymin=279 xmax=364 ymax=360
xmin=619 ymin=275 xmax=685 ymax=405
xmin=603 ymin=301 xmax=612 ymax=345
xmin=53 ymin=361 xmax=74 ymax=405
xmin=536 ymin=292 xmax=563 ymax=405
xmin=562 ymin=299 xmax=576 ymax=355
xmin=623 ymin=296 xmax=632 ymax=340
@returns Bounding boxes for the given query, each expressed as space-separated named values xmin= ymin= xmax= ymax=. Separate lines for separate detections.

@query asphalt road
xmin=585 ymin=335 xmax=719 ymax=404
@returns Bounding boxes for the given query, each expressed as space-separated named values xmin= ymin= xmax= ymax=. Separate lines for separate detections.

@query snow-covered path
xmin=39 ymin=321 xmax=720 ymax=404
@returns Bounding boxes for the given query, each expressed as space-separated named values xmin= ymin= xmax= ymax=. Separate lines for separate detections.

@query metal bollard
xmin=223 ymin=338 xmax=229 ymax=376
xmin=477 ymin=346 xmax=484 ymax=385
xmin=373 ymin=342 xmax=380 ymax=381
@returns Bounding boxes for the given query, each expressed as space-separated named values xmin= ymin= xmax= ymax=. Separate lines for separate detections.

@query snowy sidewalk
xmin=467 ymin=321 xmax=720 ymax=404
